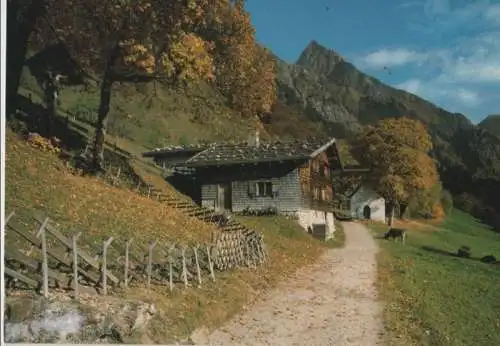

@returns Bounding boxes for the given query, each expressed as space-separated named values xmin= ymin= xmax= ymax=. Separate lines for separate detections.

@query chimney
xmin=255 ymin=130 xmax=260 ymax=148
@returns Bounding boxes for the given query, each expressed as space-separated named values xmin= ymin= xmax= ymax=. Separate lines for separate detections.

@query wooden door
xmin=216 ymin=183 xmax=232 ymax=212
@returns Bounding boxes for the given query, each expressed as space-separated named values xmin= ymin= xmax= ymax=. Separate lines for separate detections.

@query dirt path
xmin=192 ymin=222 xmax=383 ymax=346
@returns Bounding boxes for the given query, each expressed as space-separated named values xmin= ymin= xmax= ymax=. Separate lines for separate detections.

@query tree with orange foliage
xmin=351 ymin=117 xmax=440 ymax=225
xmin=205 ymin=0 xmax=277 ymax=117
xmin=38 ymin=0 xmax=213 ymax=171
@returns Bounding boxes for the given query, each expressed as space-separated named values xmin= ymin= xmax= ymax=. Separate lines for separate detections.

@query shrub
xmin=455 ymin=193 xmax=481 ymax=214
xmin=457 ymin=246 xmax=471 ymax=258
xmin=440 ymin=189 xmax=453 ymax=215
xmin=431 ymin=203 xmax=445 ymax=220
xmin=68 ymin=103 xmax=97 ymax=126
xmin=480 ymin=255 xmax=497 ymax=264
xmin=237 ymin=207 xmax=278 ymax=216
xmin=27 ymin=132 xmax=61 ymax=155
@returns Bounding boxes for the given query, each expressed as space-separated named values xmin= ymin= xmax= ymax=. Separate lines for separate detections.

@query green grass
xmin=17 ymin=65 xmax=329 ymax=152
xmin=371 ymin=211 xmax=500 ymax=346
xmin=238 ymin=215 xmax=346 ymax=250
xmin=327 ymin=220 xmax=346 ymax=248
xmin=18 ymin=67 xmax=262 ymax=150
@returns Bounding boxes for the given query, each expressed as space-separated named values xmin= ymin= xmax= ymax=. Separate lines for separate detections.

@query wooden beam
xmin=4 ymin=267 xmax=39 ymax=288
xmin=33 ymin=213 xmax=119 ymax=284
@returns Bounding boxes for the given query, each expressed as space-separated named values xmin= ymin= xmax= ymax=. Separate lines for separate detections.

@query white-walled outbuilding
xmin=349 ymin=185 xmax=386 ymax=223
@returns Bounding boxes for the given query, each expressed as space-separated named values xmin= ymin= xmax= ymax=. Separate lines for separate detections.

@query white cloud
xmin=423 ymin=0 xmax=450 ymax=16
xmin=396 ymin=79 xmax=422 ymax=94
xmin=408 ymin=0 xmax=491 ymax=35
xmin=485 ymin=4 xmax=500 ymax=23
xmin=361 ymin=49 xmax=428 ymax=68
xmin=450 ymin=60 xmax=500 ymax=82
xmin=439 ymin=32 xmax=500 ymax=83
xmin=455 ymin=89 xmax=480 ymax=106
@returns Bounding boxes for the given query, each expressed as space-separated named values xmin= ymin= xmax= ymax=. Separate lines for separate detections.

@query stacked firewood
xmin=212 ymin=229 xmax=268 ymax=270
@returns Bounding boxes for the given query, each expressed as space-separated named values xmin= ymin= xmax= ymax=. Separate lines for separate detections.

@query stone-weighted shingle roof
xmin=184 ymin=138 xmax=338 ymax=167
xmin=142 ymin=143 xmax=210 ymax=157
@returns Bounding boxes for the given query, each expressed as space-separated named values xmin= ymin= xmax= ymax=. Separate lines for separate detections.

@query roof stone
xmin=184 ymin=138 xmax=335 ymax=167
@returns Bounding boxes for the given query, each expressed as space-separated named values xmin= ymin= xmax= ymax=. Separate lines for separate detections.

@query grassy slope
xmin=5 ymin=129 xmax=338 ymax=342
xmin=369 ymin=211 xmax=500 ymax=346
xmin=19 ymin=66 xmax=325 ymax=151
xmin=7 ymin=64 xmax=347 ymax=341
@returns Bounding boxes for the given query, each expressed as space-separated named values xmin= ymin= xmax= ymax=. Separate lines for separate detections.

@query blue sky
xmin=246 ymin=0 xmax=500 ymax=123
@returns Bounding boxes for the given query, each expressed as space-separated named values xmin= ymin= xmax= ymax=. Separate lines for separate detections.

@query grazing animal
xmin=384 ymin=228 xmax=407 ymax=244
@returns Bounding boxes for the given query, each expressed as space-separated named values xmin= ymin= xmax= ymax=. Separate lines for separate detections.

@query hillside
xmin=479 ymin=114 xmax=500 ymax=138
xmin=372 ymin=210 xmax=500 ymax=345
xmin=275 ymin=40 xmax=500 ymax=227
xmin=4 ymin=127 xmax=338 ymax=343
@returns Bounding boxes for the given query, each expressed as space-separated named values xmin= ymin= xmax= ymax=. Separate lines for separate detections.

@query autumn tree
xmin=406 ymin=182 xmax=445 ymax=218
xmin=37 ymin=0 xmax=213 ymax=171
xmin=203 ymin=0 xmax=277 ymax=117
xmin=351 ymin=117 xmax=440 ymax=225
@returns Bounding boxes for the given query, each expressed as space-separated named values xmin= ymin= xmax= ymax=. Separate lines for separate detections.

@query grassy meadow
xmin=370 ymin=211 xmax=500 ymax=346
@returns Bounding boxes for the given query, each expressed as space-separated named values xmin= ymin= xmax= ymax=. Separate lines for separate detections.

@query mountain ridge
xmin=478 ymin=114 xmax=500 ymax=138
xmin=273 ymin=40 xmax=500 ymax=227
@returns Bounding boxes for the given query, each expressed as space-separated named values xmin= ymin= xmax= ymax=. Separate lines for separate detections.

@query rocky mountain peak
xmin=296 ymin=40 xmax=346 ymax=74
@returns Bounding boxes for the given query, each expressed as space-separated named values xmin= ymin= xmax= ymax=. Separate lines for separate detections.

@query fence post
xmin=147 ymin=240 xmax=157 ymax=290
xmin=181 ymin=246 xmax=188 ymax=287
xmin=261 ymin=235 xmax=269 ymax=263
xmin=206 ymin=244 xmax=215 ymax=282
xmin=102 ymin=237 xmax=114 ymax=296
xmin=168 ymin=243 xmax=175 ymax=292
xmin=36 ymin=217 xmax=50 ymax=298
xmin=72 ymin=232 xmax=82 ymax=298
xmin=124 ymin=238 xmax=133 ymax=289
xmin=5 ymin=210 xmax=15 ymax=227
xmin=245 ymin=241 xmax=251 ymax=267
xmin=193 ymin=245 xmax=202 ymax=287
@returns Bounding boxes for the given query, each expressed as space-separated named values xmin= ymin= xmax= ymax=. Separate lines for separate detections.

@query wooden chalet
xmin=143 ymin=135 xmax=365 ymax=240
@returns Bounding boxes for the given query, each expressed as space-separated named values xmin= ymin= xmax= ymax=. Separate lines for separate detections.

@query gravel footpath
xmin=191 ymin=222 xmax=384 ymax=346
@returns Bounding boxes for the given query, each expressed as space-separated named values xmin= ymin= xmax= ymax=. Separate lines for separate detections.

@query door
xmin=216 ymin=183 xmax=232 ymax=212
xmin=363 ymin=205 xmax=371 ymax=219
xmin=312 ymin=224 xmax=327 ymax=241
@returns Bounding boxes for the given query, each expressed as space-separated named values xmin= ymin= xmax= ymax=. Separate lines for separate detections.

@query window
xmin=256 ymin=181 xmax=273 ymax=197
xmin=321 ymin=188 xmax=326 ymax=201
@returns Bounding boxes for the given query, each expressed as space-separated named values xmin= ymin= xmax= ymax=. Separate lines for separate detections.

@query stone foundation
xmin=296 ymin=209 xmax=336 ymax=241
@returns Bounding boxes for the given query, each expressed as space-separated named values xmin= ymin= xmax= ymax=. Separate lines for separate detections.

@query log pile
xmin=212 ymin=229 xmax=267 ymax=270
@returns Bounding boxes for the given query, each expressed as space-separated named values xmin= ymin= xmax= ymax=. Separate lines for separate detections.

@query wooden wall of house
xmin=197 ymin=162 xmax=302 ymax=213
xmin=299 ymin=151 xmax=334 ymax=211
xmin=232 ymin=169 xmax=301 ymax=213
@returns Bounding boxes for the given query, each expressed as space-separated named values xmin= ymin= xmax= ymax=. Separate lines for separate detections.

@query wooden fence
xmin=3 ymin=209 xmax=268 ymax=298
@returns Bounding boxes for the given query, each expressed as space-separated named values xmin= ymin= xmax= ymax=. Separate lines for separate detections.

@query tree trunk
xmin=399 ymin=203 xmax=408 ymax=219
xmin=6 ymin=0 xmax=45 ymax=117
xmin=91 ymin=46 xmax=120 ymax=172
xmin=387 ymin=202 xmax=395 ymax=227
xmin=42 ymin=77 xmax=57 ymax=136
